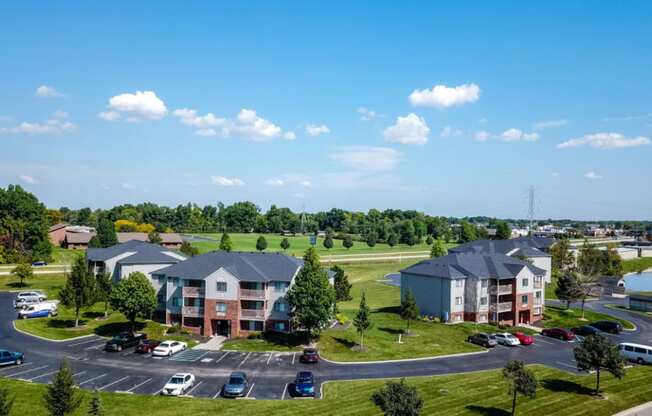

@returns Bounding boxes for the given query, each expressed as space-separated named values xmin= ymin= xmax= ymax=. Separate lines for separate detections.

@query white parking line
xmin=186 ymin=380 xmax=203 ymax=396
xmin=291 ymin=353 xmax=296 ymax=365
xmin=126 ymin=378 xmax=152 ymax=392
xmin=246 ymin=382 xmax=255 ymax=398
xmin=85 ymin=343 xmax=106 ymax=351
xmin=72 ymin=371 xmax=87 ymax=378
xmin=98 ymin=376 xmax=130 ymax=391
xmin=0 ymin=362 xmax=32 ymax=373
xmin=237 ymin=352 xmax=251 ymax=368
xmin=266 ymin=353 xmax=273 ymax=365
xmin=215 ymin=352 xmax=229 ymax=364
xmin=5 ymin=365 xmax=48 ymax=378
xmin=212 ymin=387 xmax=223 ymax=399
xmin=67 ymin=338 xmax=101 ymax=347
xmin=281 ymin=383 xmax=288 ymax=400
xmin=27 ymin=370 xmax=58 ymax=381
xmin=78 ymin=373 xmax=108 ymax=386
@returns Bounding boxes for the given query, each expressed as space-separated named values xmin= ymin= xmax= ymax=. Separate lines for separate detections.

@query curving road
xmin=1 ymin=292 xmax=650 ymax=400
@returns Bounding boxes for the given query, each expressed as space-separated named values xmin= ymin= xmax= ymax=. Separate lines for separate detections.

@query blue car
xmin=294 ymin=371 xmax=315 ymax=397
xmin=0 ymin=349 xmax=24 ymax=366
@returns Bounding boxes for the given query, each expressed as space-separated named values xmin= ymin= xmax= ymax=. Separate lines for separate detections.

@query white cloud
xmin=358 ymin=107 xmax=377 ymax=121
xmin=35 ymin=85 xmax=63 ymax=98
xmin=383 ymin=113 xmax=430 ymax=145
xmin=557 ymin=132 xmax=650 ymax=150
xmin=305 ymin=124 xmax=330 ymax=136
xmin=284 ymin=131 xmax=296 ymax=140
xmin=500 ymin=128 xmax=539 ymax=142
xmin=173 ymin=108 xmax=225 ymax=129
xmin=299 ymin=180 xmax=312 ymax=188
xmin=121 ymin=182 xmax=135 ymax=190
xmin=195 ymin=128 xmax=218 ymax=137
xmin=0 ymin=119 xmax=75 ymax=135
xmin=474 ymin=131 xmax=490 ymax=142
xmin=99 ymin=90 xmax=167 ymax=121
xmin=533 ymin=119 xmax=567 ymax=130
xmin=330 ymin=146 xmax=403 ymax=171
xmin=264 ymin=178 xmax=285 ymax=187
xmin=52 ymin=110 xmax=69 ymax=119
xmin=409 ymin=83 xmax=480 ymax=108
xmin=440 ymin=126 xmax=463 ymax=138
xmin=584 ymin=171 xmax=603 ymax=180
xmin=19 ymin=175 xmax=39 ymax=184
xmin=211 ymin=176 xmax=245 ymax=187
xmin=229 ymin=109 xmax=282 ymax=140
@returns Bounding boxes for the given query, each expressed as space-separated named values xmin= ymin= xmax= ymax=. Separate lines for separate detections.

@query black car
xmin=572 ymin=325 xmax=599 ymax=337
xmin=590 ymin=320 xmax=623 ymax=334
xmin=105 ymin=332 xmax=147 ymax=351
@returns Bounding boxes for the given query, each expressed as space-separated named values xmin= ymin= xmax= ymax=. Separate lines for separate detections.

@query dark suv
xmin=105 ymin=332 xmax=147 ymax=352
xmin=300 ymin=348 xmax=319 ymax=364
xmin=590 ymin=320 xmax=623 ymax=334
xmin=467 ymin=332 xmax=497 ymax=348
xmin=572 ymin=325 xmax=599 ymax=337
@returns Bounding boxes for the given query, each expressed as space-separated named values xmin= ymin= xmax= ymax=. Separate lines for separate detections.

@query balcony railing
xmin=490 ymin=302 xmax=513 ymax=313
xmin=533 ymin=280 xmax=543 ymax=289
xmin=240 ymin=289 xmax=266 ymax=299
xmin=183 ymin=286 xmax=205 ymax=297
xmin=534 ymin=298 xmax=543 ymax=306
xmin=240 ymin=308 xmax=265 ymax=319
xmin=182 ymin=306 xmax=204 ymax=317
xmin=490 ymin=284 xmax=513 ymax=295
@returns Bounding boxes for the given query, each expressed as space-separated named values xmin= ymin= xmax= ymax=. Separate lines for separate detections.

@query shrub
xmin=247 ymin=332 xmax=263 ymax=340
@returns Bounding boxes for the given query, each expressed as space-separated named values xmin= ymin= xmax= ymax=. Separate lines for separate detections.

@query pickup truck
xmin=105 ymin=332 xmax=147 ymax=352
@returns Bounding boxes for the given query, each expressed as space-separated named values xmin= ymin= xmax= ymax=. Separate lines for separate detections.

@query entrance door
xmin=519 ymin=310 xmax=530 ymax=324
xmin=212 ymin=320 xmax=231 ymax=337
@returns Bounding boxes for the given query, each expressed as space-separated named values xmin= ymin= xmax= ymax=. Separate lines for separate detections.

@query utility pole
xmin=528 ymin=185 xmax=535 ymax=234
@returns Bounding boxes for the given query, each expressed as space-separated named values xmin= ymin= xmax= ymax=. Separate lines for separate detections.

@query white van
xmin=619 ymin=342 xmax=652 ymax=364
xmin=18 ymin=302 xmax=58 ymax=319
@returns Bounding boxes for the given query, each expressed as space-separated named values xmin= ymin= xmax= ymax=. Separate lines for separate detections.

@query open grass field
xmin=0 ymin=273 xmax=66 ymax=297
xmin=542 ymin=305 xmax=635 ymax=330
xmin=623 ymin=257 xmax=652 ymax=274
xmin=0 ymin=364 xmax=651 ymax=415
xmin=51 ymin=247 xmax=84 ymax=264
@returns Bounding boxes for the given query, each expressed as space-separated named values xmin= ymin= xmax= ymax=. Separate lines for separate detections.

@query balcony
xmin=182 ymin=306 xmax=204 ymax=317
xmin=240 ymin=308 xmax=265 ymax=319
xmin=534 ymin=298 xmax=543 ymax=306
xmin=240 ymin=289 xmax=266 ymax=300
xmin=183 ymin=286 xmax=205 ymax=297
xmin=490 ymin=284 xmax=513 ymax=295
xmin=533 ymin=280 xmax=543 ymax=289
xmin=490 ymin=302 xmax=513 ymax=313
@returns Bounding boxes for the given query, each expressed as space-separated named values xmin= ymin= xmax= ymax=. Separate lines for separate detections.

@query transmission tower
xmin=528 ymin=185 xmax=535 ymax=232
xmin=300 ymin=203 xmax=306 ymax=234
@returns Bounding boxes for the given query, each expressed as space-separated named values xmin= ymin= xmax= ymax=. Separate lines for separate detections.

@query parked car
xmin=513 ymin=332 xmax=534 ymax=346
xmin=18 ymin=302 xmax=58 ymax=319
xmin=293 ymin=371 xmax=316 ymax=397
xmin=161 ymin=373 xmax=195 ymax=396
xmin=0 ymin=349 xmax=24 ymax=366
xmin=300 ymin=348 xmax=319 ymax=363
xmin=495 ymin=333 xmax=521 ymax=347
xmin=14 ymin=296 xmax=41 ymax=309
xmin=105 ymin=332 xmax=147 ymax=352
xmin=31 ymin=261 xmax=47 ymax=266
xmin=619 ymin=342 xmax=652 ymax=364
xmin=541 ymin=327 xmax=575 ymax=341
xmin=17 ymin=291 xmax=46 ymax=301
xmin=590 ymin=320 xmax=623 ymax=334
xmin=572 ymin=325 xmax=600 ymax=337
xmin=152 ymin=340 xmax=187 ymax=357
xmin=135 ymin=339 xmax=161 ymax=354
xmin=467 ymin=332 xmax=497 ymax=348
xmin=222 ymin=371 xmax=249 ymax=398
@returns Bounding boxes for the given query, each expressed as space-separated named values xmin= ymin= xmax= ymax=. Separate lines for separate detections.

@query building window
xmin=522 ymin=278 xmax=529 ymax=287
xmin=157 ymin=294 xmax=165 ymax=304
xmin=215 ymin=303 xmax=227 ymax=313
xmin=171 ymin=297 xmax=181 ymax=307
xmin=521 ymin=295 xmax=528 ymax=306
xmin=455 ymin=280 xmax=463 ymax=288
xmin=157 ymin=276 xmax=166 ymax=285
xmin=535 ymin=291 xmax=542 ymax=299
xmin=480 ymin=297 xmax=487 ymax=305
xmin=216 ymin=282 xmax=227 ymax=292
xmin=273 ymin=301 xmax=286 ymax=312
xmin=239 ymin=320 xmax=264 ymax=331
xmin=534 ymin=307 xmax=542 ymax=315
xmin=274 ymin=322 xmax=286 ymax=331
xmin=455 ymin=296 xmax=463 ymax=305
xmin=481 ymin=280 xmax=488 ymax=288
xmin=273 ymin=281 xmax=288 ymax=292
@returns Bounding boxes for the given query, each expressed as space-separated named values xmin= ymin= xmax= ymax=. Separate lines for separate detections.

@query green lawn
xmin=623 ymin=257 xmax=652 ymax=274
xmin=0 ymin=273 xmax=66 ymax=298
xmin=1 ymin=365 xmax=651 ymax=415
xmin=51 ymin=247 xmax=84 ymax=265
xmin=542 ymin=305 xmax=635 ymax=330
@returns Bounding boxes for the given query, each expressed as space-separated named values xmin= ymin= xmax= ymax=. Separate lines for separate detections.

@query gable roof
xmin=154 ymin=251 xmax=303 ymax=282
xmin=449 ymin=236 xmax=554 ymax=258
xmin=400 ymin=252 xmax=546 ymax=280
xmin=49 ymin=223 xmax=68 ymax=232
xmin=116 ymin=232 xmax=149 ymax=243
xmin=86 ymin=240 xmax=186 ymax=265
xmin=64 ymin=231 xmax=96 ymax=244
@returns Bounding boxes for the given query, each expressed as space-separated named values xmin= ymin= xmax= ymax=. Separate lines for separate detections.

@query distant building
xmin=117 ymin=232 xmax=184 ymax=249
xmin=63 ymin=231 xmax=96 ymax=249
xmin=48 ymin=223 xmax=68 ymax=246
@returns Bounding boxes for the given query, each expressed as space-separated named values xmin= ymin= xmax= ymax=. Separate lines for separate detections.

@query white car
xmin=152 ymin=340 xmax=187 ymax=357
xmin=161 ymin=373 xmax=195 ymax=396
xmin=494 ymin=333 xmax=521 ymax=347
xmin=17 ymin=291 xmax=46 ymax=301
xmin=18 ymin=302 xmax=58 ymax=319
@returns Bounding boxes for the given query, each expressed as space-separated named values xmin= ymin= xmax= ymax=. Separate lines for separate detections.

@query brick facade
xmin=203 ymin=299 xmax=240 ymax=338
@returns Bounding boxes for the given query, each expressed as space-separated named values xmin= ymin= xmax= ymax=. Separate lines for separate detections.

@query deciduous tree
xmin=387 ymin=233 xmax=398 ymax=248
xmin=430 ymin=239 xmax=447 ymax=258
xmin=343 ymin=235 xmax=353 ymax=250
xmin=496 ymin=221 xmax=511 ymax=240
xmin=96 ymin=218 xmax=117 ymax=247
xmin=323 ymin=235 xmax=334 ymax=250
xmin=502 ymin=360 xmax=537 ymax=416
xmin=574 ymin=334 xmax=626 ymax=395
xmin=11 ymin=263 xmax=33 ymax=287
xmin=400 ymin=289 xmax=419 ymax=334
xmin=179 ymin=241 xmax=199 ymax=257
xmin=95 ymin=272 xmax=113 ymax=318
xmin=59 ymin=256 xmax=96 ymax=327
xmin=109 ymin=272 xmax=157 ymax=332
xmin=148 ymin=231 xmax=162 ymax=245
xmin=366 ymin=231 xmax=378 ymax=248
xmin=371 ymin=378 xmax=423 ymax=416
xmin=555 ymin=271 xmax=583 ymax=309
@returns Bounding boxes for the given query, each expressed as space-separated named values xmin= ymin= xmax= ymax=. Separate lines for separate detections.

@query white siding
xmin=204 ymin=268 xmax=240 ymax=300
xmin=529 ymin=256 xmax=552 ymax=283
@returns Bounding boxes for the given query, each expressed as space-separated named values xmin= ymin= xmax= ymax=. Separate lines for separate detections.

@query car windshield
xmin=297 ymin=375 xmax=313 ymax=383
xmin=304 ymin=349 xmax=317 ymax=355
xmin=169 ymin=377 xmax=184 ymax=384
xmin=488 ymin=335 xmax=496 ymax=340
xmin=159 ymin=342 xmax=171 ymax=347
xmin=228 ymin=377 xmax=245 ymax=385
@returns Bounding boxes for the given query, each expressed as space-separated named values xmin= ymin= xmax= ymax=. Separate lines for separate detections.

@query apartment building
xmin=400 ymin=252 xmax=546 ymax=325
xmin=151 ymin=251 xmax=305 ymax=338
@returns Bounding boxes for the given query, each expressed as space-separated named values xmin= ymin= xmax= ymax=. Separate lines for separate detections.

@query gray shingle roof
xmin=64 ymin=231 xmax=96 ymax=244
xmin=400 ymin=252 xmax=546 ymax=280
xmin=153 ymin=251 xmax=304 ymax=282
xmin=449 ymin=236 xmax=554 ymax=257
xmin=86 ymin=240 xmax=186 ymax=264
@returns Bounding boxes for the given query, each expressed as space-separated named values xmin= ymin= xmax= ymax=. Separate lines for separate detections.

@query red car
xmin=299 ymin=348 xmax=319 ymax=363
xmin=513 ymin=332 xmax=534 ymax=346
xmin=541 ymin=327 xmax=575 ymax=341
xmin=135 ymin=339 xmax=161 ymax=353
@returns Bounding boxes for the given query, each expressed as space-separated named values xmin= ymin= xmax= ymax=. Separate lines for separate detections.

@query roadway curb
xmin=319 ymin=349 xmax=488 ymax=365
xmin=11 ymin=321 xmax=98 ymax=343
xmin=613 ymin=400 xmax=652 ymax=416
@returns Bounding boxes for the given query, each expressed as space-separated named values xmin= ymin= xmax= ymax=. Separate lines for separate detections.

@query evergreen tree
xmin=332 ymin=265 xmax=352 ymax=302
xmin=430 ymin=239 xmax=448 ymax=258
xmin=148 ymin=231 xmax=162 ymax=245
xmin=11 ymin=263 xmax=33 ymax=287
xmin=59 ymin=256 xmax=96 ymax=327
xmin=179 ymin=241 xmax=199 ymax=257
xmin=109 ymin=272 xmax=157 ymax=332
xmin=219 ymin=232 xmax=233 ymax=252
xmin=502 ymin=360 xmax=537 ymax=416
xmin=425 ymin=235 xmax=434 ymax=245
xmin=0 ymin=388 xmax=14 ymax=416
xmin=255 ymin=235 xmax=267 ymax=252
xmin=574 ymin=334 xmax=626 ymax=395
xmin=280 ymin=238 xmax=290 ymax=251
xmin=353 ymin=292 xmax=372 ymax=348
xmin=343 ymin=235 xmax=354 ymax=250
xmin=44 ymin=360 xmax=82 ymax=416
xmin=95 ymin=272 xmax=113 ymax=318
xmin=87 ymin=391 xmax=104 ymax=416
xmin=387 ymin=233 xmax=398 ymax=248
xmin=285 ymin=247 xmax=336 ymax=340
xmin=96 ymin=218 xmax=117 ymax=248
xmin=323 ymin=235 xmax=334 ymax=250
xmin=400 ymin=289 xmax=419 ymax=334
xmin=371 ymin=378 xmax=423 ymax=416
xmin=366 ymin=231 xmax=378 ymax=248
xmin=496 ymin=221 xmax=511 ymax=240
xmin=88 ymin=235 xmax=102 ymax=248
xmin=555 ymin=271 xmax=583 ymax=309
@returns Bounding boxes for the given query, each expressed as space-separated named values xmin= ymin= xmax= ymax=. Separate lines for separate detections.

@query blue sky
xmin=1 ymin=1 xmax=651 ymax=220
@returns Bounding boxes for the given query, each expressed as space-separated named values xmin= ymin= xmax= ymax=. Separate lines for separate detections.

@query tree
xmin=555 ymin=271 xmax=583 ymax=309
xmin=44 ymin=360 xmax=82 ymax=416
xmin=353 ymin=292 xmax=372 ymax=348
xmin=425 ymin=235 xmax=434 ymax=245
xmin=96 ymin=218 xmax=117 ymax=248
xmin=0 ymin=388 xmax=14 ymax=416
xmin=323 ymin=235 xmax=334 ymax=250
xmin=285 ymin=247 xmax=336 ymax=340
xmin=87 ymin=391 xmax=104 ymax=416
xmin=332 ymin=265 xmax=352 ymax=302
xmin=430 ymin=239 xmax=447 ymax=258
xmin=59 ymin=256 xmax=96 ymax=327
xmin=574 ymin=334 xmax=626 ymax=395
xmin=95 ymin=272 xmax=113 ymax=318
xmin=88 ymin=235 xmax=102 ymax=248
xmin=502 ymin=360 xmax=537 ymax=416
xmin=387 ymin=233 xmax=398 ymax=248
xmin=179 ymin=241 xmax=199 ymax=257
xmin=11 ymin=263 xmax=33 ymax=287
xmin=342 ymin=235 xmax=353 ymax=250
xmin=280 ymin=238 xmax=290 ymax=251
xmin=371 ymin=378 xmax=423 ymax=416
xmin=496 ymin=221 xmax=511 ymax=240
xmin=255 ymin=235 xmax=267 ymax=252
xmin=219 ymin=232 xmax=233 ymax=252
xmin=148 ymin=231 xmax=162 ymax=245
xmin=366 ymin=231 xmax=378 ymax=248
xmin=109 ymin=272 xmax=157 ymax=332
xmin=400 ymin=289 xmax=419 ymax=334
xmin=550 ymin=239 xmax=575 ymax=272
xmin=459 ymin=220 xmax=478 ymax=243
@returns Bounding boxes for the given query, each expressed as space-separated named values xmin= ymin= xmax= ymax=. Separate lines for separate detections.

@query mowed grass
xmin=51 ymin=247 xmax=84 ymax=264
xmin=1 ymin=365 xmax=652 ymax=415
xmin=623 ymin=257 xmax=652 ymax=274
xmin=542 ymin=305 xmax=635 ymax=330
xmin=0 ymin=273 xmax=66 ymax=298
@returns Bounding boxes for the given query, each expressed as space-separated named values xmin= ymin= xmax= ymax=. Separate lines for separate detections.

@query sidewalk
xmin=613 ymin=401 xmax=652 ymax=416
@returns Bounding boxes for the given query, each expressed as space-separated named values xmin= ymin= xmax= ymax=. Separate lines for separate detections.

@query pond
xmin=623 ymin=271 xmax=652 ymax=293
xmin=383 ymin=273 xmax=401 ymax=287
